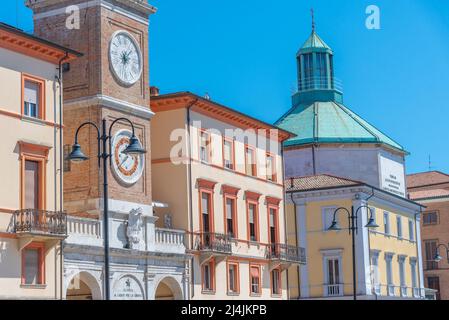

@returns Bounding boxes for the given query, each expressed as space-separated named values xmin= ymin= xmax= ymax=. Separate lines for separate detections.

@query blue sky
xmin=3 ymin=0 xmax=449 ymax=174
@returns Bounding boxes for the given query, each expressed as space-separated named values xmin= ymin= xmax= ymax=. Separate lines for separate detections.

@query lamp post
xmin=434 ymin=243 xmax=449 ymax=263
xmin=327 ymin=205 xmax=379 ymax=300
xmin=67 ymin=118 xmax=146 ymax=300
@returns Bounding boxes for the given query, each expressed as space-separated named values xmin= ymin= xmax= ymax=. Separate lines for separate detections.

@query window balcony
xmin=194 ymin=232 xmax=232 ymax=264
xmin=324 ymin=284 xmax=344 ymax=297
xmin=266 ymin=243 xmax=306 ymax=270
xmin=13 ymin=209 xmax=67 ymax=238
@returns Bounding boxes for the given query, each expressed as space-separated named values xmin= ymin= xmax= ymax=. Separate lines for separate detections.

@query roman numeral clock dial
xmin=109 ymin=30 xmax=143 ymax=86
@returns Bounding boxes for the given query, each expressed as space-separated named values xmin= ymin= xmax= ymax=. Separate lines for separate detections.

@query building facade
xmin=407 ymin=171 xmax=449 ymax=300
xmin=150 ymin=91 xmax=306 ymax=300
xmin=25 ymin=0 xmax=188 ymax=300
xmin=276 ymin=26 xmax=425 ymax=299
xmin=0 ymin=22 xmax=80 ymax=299
xmin=286 ymin=175 xmax=425 ymax=299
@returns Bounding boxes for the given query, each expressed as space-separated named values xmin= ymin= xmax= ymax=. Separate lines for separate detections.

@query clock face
xmin=109 ymin=30 xmax=143 ymax=86
xmin=111 ymin=130 xmax=144 ymax=186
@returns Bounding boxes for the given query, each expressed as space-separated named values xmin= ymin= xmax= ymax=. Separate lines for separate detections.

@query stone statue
xmin=126 ymin=207 xmax=143 ymax=249
xmin=164 ymin=214 xmax=172 ymax=229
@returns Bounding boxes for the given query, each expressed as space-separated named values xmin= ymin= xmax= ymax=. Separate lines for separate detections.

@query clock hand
xmin=119 ymin=154 xmax=130 ymax=167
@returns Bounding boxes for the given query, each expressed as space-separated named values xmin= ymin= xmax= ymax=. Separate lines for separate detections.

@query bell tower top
xmin=25 ymin=0 xmax=156 ymax=17
xmin=293 ymin=11 xmax=343 ymax=105
xmin=26 ymin=0 xmax=156 ymax=112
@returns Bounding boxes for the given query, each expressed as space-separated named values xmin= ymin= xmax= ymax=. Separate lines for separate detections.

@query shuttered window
xmin=25 ymin=160 xmax=39 ymax=209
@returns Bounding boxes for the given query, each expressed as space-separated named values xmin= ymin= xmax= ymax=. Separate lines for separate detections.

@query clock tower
xmin=26 ymin=0 xmax=156 ymax=216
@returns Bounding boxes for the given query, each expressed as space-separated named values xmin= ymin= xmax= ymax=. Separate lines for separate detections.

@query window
xmin=250 ymin=265 xmax=261 ymax=295
xmin=63 ymin=144 xmax=72 ymax=172
xmin=325 ymin=257 xmax=341 ymax=296
xmin=427 ymin=276 xmax=441 ymax=300
xmin=408 ymin=220 xmax=415 ymax=241
xmin=225 ymin=196 xmax=236 ymax=238
xmin=227 ymin=262 xmax=239 ymax=294
xmin=22 ymin=75 xmax=45 ymax=120
xmin=383 ymin=212 xmax=390 ymax=235
xmin=297 ymin=55 xmax=303 ymax=90
xmin=424 ymin=240 xmax=438 ymax=270
xmin=19 ymin=142 xmax=48 ymax=211
xmin=322 ymin=207 xmax=337 ymax=231
xmin=245 ymin=146 xmax=256 ymax=177
xmin=303 ymin=53 xmax=314 ymax=90
xmin=199 ymin=130 xmax=211 ymax=163
xmin=265 ymin=153 xmax=276 ymax=182
xmin=25 ymin=160 xmax=40 ymax=209
xmin=200 ymin=190 xmax=213 ymax=248
xmin=202 ymin=259 xmax=215 ymax=292
xmin=223 ymin=138 xmax=234 ymax=170
xmin=22 ymin=243 xmax=45 ymax=285
xmin=268 ymin=207 xmax=278 ymax=255
xmin=423 ymin=212 xmax=438 ymax=225
xmin=316 ymin=52 xmax=328 ymax=88
xmin=271 ymin=268 xmax=281 ymax=295
xmin=385 ymin=254 xmax=394 ymax=295
xmin=247 ymin=201 xmax=258 ymax=242
xmin=396 ymin=216 xmax=402 ymax=238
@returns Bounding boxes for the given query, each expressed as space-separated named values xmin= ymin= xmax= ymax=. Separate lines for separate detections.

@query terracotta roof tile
xmin=407 ymin=171 xmax=449 ymax=188
xmin=285 ymin=174 xmax=362 ymax=192
xmin=408 ymin=188 xmax=449 ymax=200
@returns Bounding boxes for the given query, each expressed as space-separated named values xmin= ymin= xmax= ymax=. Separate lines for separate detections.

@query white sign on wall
xmin=379 ymin=155 xmax=406 ymax=197
xmin=113 ymin=276 xmax=144 ymax=300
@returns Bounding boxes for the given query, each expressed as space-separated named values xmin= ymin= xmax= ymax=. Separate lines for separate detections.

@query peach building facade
xmin=408 ymin=171 xmax=449 ymax=300
xmin=0 ymin=22 xmax=80 ymax=299
xmin=151 ymin=92 xmax=306 ymax=300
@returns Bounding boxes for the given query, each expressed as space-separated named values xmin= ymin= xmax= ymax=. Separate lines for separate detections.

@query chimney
xmin=150 ymin=86 xmax=160 ymax=97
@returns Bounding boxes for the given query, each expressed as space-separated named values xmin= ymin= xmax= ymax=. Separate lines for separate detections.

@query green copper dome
xmin=297 ymin=30 xmax=333 ymax=55
xmin=276 ymin=26 xmax=406 ymax=154
xmin=275 ymin=101 xmax=406 ymax=153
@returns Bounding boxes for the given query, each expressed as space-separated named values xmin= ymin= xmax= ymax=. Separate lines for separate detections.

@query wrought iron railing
xmin=13 ymin=209 xmax=67 ymax=236
xmin=194 ymin=232 xmax=232 ymax=255
xmin=266 ymin=243 xmax=307 ymax=264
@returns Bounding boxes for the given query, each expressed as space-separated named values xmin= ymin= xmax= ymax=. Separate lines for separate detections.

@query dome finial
xmin=311 ymin=8 xmax=315 ymax=32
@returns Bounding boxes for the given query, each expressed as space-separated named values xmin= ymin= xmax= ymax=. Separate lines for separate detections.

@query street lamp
xmin=434 ymin=244 xmax=449 ymax=263
xmin=67 ymin=118 xmax=146 ymax=300
xmin=327 ymin=205 xmax=379 ymax=300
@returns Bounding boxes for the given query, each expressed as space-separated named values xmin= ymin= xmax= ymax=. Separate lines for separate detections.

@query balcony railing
xmin=413 ymin=287 xmax=420 ymax=298
xmin=155 ymin=228 xmax=186 ymax=254
xmin=387 ymin=284 xmax=395 ymax=296
xmin=194 ymin=232 xmax=232 ymax=255
xmin=297 ymin=76 xmax=343 ymax=93
xmin=266 ymin=243 xmax=307 ymax=265
xmin=400 ymin=286 xmax=408 ymax=297
xmin=13 ymin=209 xmax=67 ymax=236
xmin=324 ymin=284 xmax=343 ymax=297
xmin=66 ymin=215 xmax=102 ymax=246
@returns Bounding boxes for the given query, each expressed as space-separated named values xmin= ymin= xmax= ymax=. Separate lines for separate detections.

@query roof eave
xmin=151 ymin=91 xmax=296 ymax=141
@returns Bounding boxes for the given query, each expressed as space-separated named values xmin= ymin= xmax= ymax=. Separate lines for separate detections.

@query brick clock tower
xmin=26 ymin=0 xmax=156 ymax=217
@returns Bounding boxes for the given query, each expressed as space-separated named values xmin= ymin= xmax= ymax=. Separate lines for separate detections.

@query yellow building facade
xmin=286 ymin=175 xmax=425 ymax=299
xmin=0 ymin=23 xmax=80 ymax=299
